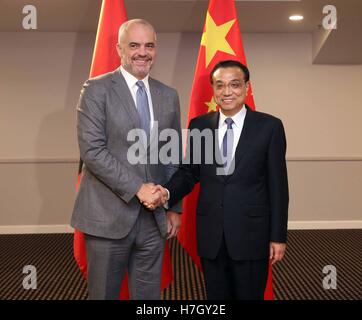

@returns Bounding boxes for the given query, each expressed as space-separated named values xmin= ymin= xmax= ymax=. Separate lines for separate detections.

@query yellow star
xmin=205 ymin=96 xmax=218 ymax=113
xmin=201 ymin=12 xmax=236 ymax=67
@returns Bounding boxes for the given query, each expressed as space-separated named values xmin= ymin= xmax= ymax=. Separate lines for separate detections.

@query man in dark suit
xmin=152 ymin=60 xmax=289 ymax=299
xmin=71 ymin=19 xmax=182 ymax=300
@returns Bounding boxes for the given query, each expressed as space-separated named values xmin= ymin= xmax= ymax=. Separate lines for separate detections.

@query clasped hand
xmin=136 ymin=183 xmax=168 ymax=211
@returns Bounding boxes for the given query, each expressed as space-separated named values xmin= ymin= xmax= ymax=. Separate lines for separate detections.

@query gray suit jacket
xmin=71 ymin=68 xmax=182 ymax=239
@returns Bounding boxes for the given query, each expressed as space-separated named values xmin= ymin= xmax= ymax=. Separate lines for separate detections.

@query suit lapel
xmin=205 ymin=112 xmax=226 ymax=180
xmin=209 ymin=111 xmax=220 ymax=131
xmin=149 ymin=78 xmax=162 ymax=147
xmin=111 ymin=68 xmax=141 ymax=130
xmin=228 ymin=106 xmax=258 ymax=177
xmin=199 ymin=107 xmax=258 ymax=180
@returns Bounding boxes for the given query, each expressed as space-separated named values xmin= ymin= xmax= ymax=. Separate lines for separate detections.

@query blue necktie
xmin=136 ymin=80 xmax=151 ymax=142
xmin=222 ymin=118 xmax=234 ymax=170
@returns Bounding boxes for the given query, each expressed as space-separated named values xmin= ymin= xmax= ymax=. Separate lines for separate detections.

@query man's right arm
xmin=164 ymin=120 xmax=201 ymax=208
xmin=143 ymin=119 xmax=201 ymax=211
xmin=77 ymin=79 xmax=144 ymax=203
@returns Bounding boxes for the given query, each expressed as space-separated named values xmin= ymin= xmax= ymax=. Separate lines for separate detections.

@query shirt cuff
xmin=163 ymin=188 xmax=171 ymax=210
xmin=165 ymin=188 xmax=170 ymax=201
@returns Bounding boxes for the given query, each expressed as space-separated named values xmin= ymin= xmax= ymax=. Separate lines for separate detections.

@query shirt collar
xmin=219 ymin=105 xmax=247 ymax=128
xmin=120 ymin=65 xmax=150 ymax=92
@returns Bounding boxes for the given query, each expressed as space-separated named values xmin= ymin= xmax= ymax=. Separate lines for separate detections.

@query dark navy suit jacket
xmin=166 ymin=106 xmax=289 ymax=260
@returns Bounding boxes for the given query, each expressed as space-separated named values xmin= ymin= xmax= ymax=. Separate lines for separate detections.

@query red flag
xmin=177 ymin=0 xmax=274 ymax=300
xmin=73 ymin=0 xmax=173 ymax=299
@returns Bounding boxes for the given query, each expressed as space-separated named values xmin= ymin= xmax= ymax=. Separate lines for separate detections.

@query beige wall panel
xmin=287 ymin=160 xmax=362 ymax=221
xmin=0 ymin=160 xmax=361 ymax=226
xmin=0 ymin=162 xmax=78 ymax=226
xmin=0 ymin=31 xmax=361 ymax=227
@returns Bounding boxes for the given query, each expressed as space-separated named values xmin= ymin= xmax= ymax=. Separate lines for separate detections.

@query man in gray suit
xmin=71 ymin=19 xmax=182 ymax=300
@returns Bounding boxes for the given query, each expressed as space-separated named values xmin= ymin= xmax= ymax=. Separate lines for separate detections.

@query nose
xmin=137 ymin=45 xmax=147 ymax=56
xmin=223 ymin=85 xmax=232 ymax=95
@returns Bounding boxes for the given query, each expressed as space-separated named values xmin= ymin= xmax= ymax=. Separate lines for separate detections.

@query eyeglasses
xmin=213 ymin=81 xmax=246 ymax=93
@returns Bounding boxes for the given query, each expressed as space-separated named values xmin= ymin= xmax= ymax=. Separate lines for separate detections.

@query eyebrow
xmin=214 ymin=79 xmax=241 ymax=83
xmin=128 ymin=41 xmax=155 ymax=46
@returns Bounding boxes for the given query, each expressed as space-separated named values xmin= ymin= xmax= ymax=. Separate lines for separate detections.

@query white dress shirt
xmin=165 ymin=106 xmax=247 ymax=203
xmin=218 ymin=105 xmax=247 ymax=160
xmin=120 ymin=66 xmax=155 ymax=130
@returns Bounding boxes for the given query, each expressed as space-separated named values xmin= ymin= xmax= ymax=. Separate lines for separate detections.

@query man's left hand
xmin=269 ymin=242 xmax=286 ymax=265
xmin=166 ymin=211 xmax=181 ymax=239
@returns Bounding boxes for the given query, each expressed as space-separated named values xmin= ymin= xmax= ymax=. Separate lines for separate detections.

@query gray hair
xmin=118 ymin=19 xmax=157 ymax=44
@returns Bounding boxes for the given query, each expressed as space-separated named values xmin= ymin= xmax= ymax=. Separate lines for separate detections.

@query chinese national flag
xmin=73 ymin=0 xmax=173 ymax=299
xmin=177 ymin=0 xmax=274 ymax=300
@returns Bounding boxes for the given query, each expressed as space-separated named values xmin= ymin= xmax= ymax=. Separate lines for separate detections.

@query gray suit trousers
xmin=85 ymin=208 xmax=165 ymax=300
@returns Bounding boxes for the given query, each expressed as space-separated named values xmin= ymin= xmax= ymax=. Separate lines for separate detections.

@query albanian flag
xmin=73 ymin=0 xmax=173 ymax=299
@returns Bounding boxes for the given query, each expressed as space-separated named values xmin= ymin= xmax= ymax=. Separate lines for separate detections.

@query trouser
xmin=85 ymin=209 xmax=165 ymax=300
xmin=201 ymin=235 xmax=269 ymax=300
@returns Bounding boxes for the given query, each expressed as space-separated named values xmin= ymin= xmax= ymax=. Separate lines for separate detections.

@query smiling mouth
xmin=222 ymin=98 xmax=234 ymax=103
xmin=133 ymin=57 xmax=151 ymax=65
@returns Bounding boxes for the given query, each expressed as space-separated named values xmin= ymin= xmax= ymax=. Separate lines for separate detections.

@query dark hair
xmin=210 ymin=60 xmax=250 ymax=84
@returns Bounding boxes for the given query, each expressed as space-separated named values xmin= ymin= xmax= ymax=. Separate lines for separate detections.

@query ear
xmin=212 ymin=92 xmax=219 ymax=105
xmin=245 ymin=81 xmax=250 ymax=94
xmin=116 ymin=43 xmax=122 ymax=58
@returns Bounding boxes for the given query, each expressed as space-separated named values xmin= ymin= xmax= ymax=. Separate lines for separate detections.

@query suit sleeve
xmin=163 ymin=91 xmax=183 ymax=213
xmin=267 ymin=119 xmax=289 ymax=243
xmin=165 ymin=119 xmax=200 ymax=209
xmin=77 ymin=79 xmax=143 ymax=203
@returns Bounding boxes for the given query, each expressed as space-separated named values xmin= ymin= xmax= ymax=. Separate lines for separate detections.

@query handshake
xmin=136 ymin=183 xmax=169 ymax=211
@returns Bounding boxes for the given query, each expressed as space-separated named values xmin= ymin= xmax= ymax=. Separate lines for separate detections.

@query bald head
xmin=118 ymin=19 xmax=156 ymax=44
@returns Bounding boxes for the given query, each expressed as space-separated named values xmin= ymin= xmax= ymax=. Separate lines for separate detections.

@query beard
xmin=123 ymin=55 xmax=154 ymax=79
